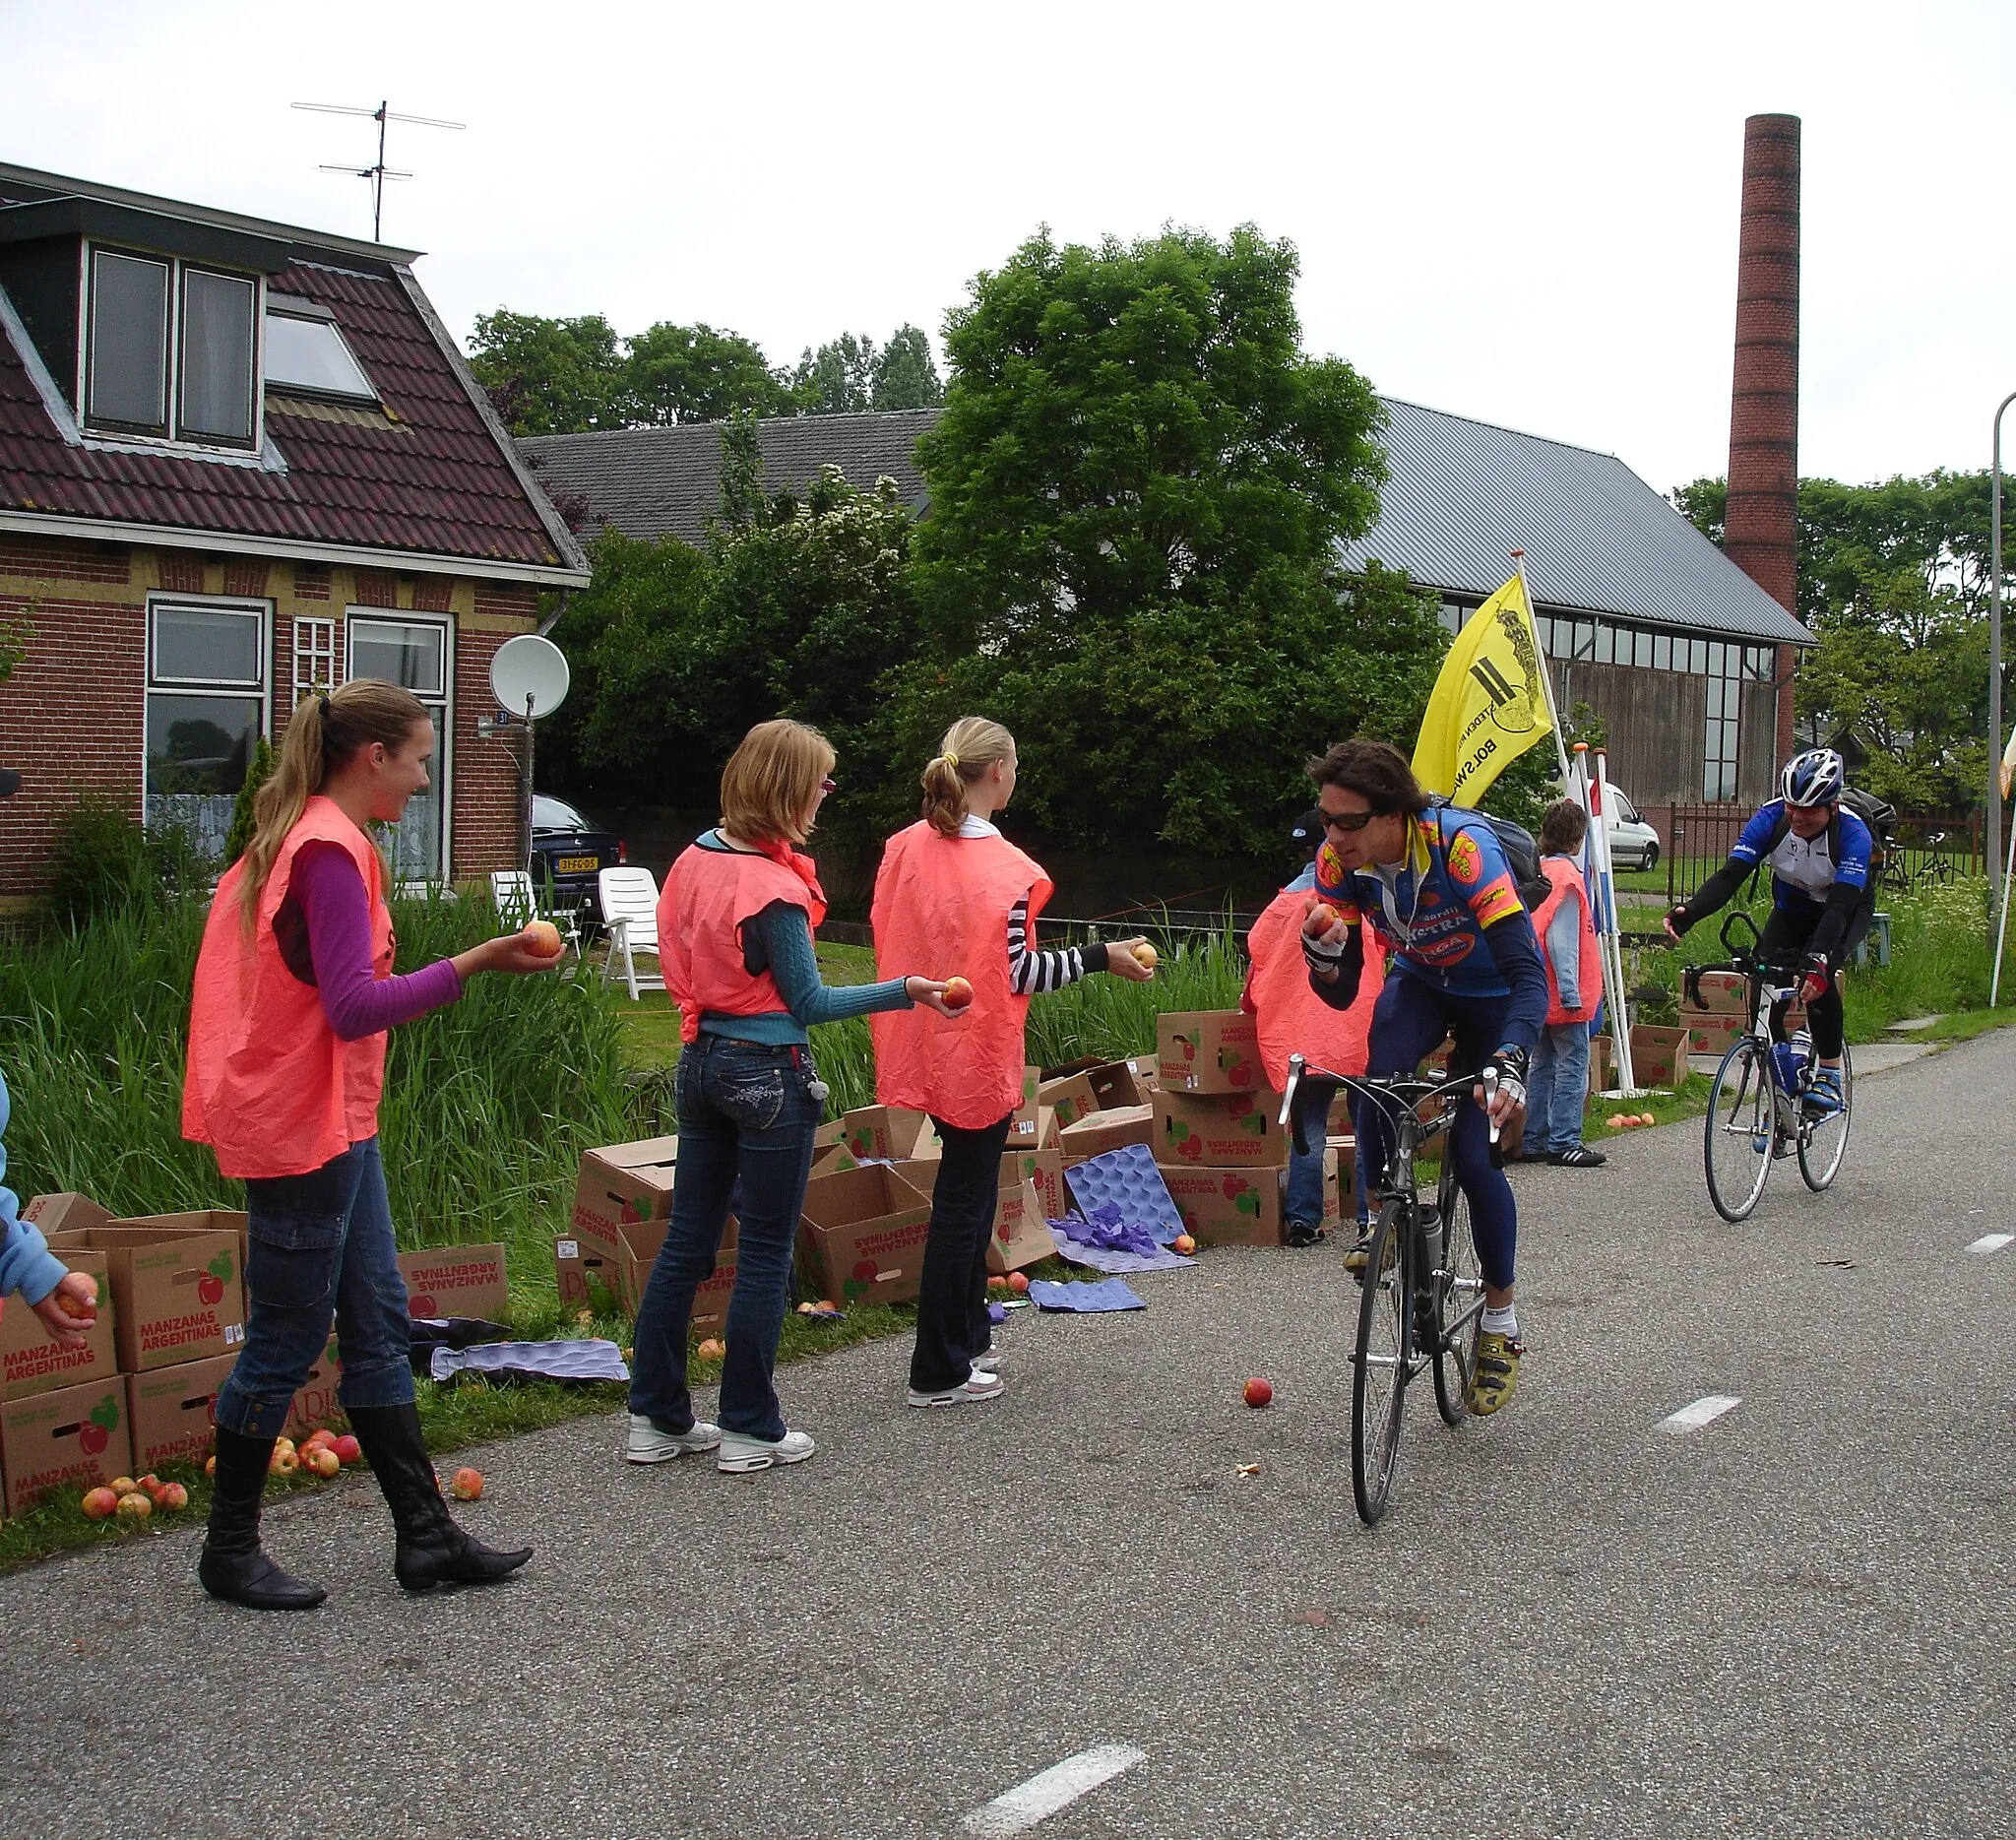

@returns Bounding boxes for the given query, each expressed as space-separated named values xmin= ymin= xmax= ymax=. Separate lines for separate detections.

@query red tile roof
xmin=0 ymin=256 xmax=586 ymax=578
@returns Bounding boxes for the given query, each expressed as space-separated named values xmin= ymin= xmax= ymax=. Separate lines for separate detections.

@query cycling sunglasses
xmin=1320 ymin=807 xmax=1379 ymax=834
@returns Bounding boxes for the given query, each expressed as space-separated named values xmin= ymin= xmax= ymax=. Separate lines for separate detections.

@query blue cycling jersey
xmin=1314 ymin=808 xmax=1529 ymax=998
xmin=1730 ymin=798 xmax=1871 ymax=917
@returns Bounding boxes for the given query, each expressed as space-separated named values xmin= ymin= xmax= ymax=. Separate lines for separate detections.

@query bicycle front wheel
xmin=1431 ymin=1185 xmax=1483 ymax=1427
xmin=1351 ymin=1198 xmax=1411 ymax=1526
xmin=1705 ymin=1040 xmax=1775 ymax=1223
xmin=1797 ymin=1046 xmax=1853 ymax=1191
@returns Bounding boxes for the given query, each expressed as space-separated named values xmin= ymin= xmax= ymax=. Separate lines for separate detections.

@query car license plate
xmin=555 ymin=855 xmax=598 ymax=873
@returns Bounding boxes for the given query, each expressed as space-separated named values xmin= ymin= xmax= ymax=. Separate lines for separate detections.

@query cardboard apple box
xmin=1152 ymin=1089 xmax=1288 ymax=1170
xmin=1155 ymin=1010 xmax=1263 ymax=1095
xmin=1056 ymin=1105 xmax=1155 ymax=1159
xmin=984 ymin=1178 xmax=1055 ymax=1275
xmin=282 ymin=1335 xmax=344 ymax=1439
xmin=1086 ymin=1059 xmax=1150 ymax=1110
xmin=1 ymin=1375 xmax=132 ymax=1516
xmin=554 ymin=1237 xmax=621 ymax=1310
xmin=1587 ymin=1034 xmax=1612 ymax=1098
xmin=128 ymin=1351 xmax=238 ymax=1471
xmin=797 ymin=1164 xmax=933 ymax=1307
xmin=22 ymin=1192 xmax=112 ymax=1237
xmin=1685 ymin=1012 xmax=1747 ymax=1057
xmin=840 ymin=1105 xmax=930 ymax=1164
xmin=1002 ymin=1146 xmax=1065 ymax=1225
xmin=1630 ymin=1024 xmax=1690 ymax=1089
xmin=1036 ymin=1073 xmax=1102 ymax=1131
xmin=46 ymin=1224 xmax=246 ymax=1373
xmin=1 ymin=1245 xmax=117 ymax=1401
xmin=1161 ymin=1167 xmax=1285 ymax=1248
xmin=1322 ymin=1147 xmax=1346 ymax=1233
xmin=1685 ymin=969 xmax=1750 ymax=1014
xmin=571 ymin=1137 xmax=698 ymax=1264
xmin=810 ymin=1119 xmax=853 ymax=1177
xmin=398 ymin=1243 xmax=509 ymax=1322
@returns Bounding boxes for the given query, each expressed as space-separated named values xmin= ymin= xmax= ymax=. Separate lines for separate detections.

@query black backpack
xmin=1748 ymin=787 xmax=1895 ymax=904
xmin=1426 ymin=796 xmax=1549 ymax=912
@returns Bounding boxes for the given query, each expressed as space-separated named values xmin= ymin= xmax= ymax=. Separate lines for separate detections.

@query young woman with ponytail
xmin=871 ymin=719 xmax=1156 ymax=1408
xmin=184 ymin=680 xmax=556 ymax=1612
xmin=626 ymin=719 xmax=961 ymax=1475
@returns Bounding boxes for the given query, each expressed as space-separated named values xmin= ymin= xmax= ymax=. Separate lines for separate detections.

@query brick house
xmin=0 ymin=161 xmax=590 ymax=908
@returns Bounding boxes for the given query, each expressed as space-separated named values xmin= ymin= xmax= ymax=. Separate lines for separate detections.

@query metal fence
xmin=1657 ymin=805 xmax=1984 ymax=905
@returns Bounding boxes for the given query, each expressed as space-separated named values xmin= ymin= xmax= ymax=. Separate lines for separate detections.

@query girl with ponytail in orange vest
xmin=185 ymin=681 xmax=556 ymax=1612
xmin=628 ymin=720 xmax=960 ymax=1474
xmin=1519 ymin=799 xmax=1606 ymax=1169
xmin=872 ymin=719 xmax=1156 ymax=1408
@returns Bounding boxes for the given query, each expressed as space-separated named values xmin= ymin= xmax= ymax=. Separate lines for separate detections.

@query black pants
xmin=1760 ymin=903 xmax=1871 ymax=1058
xmin=909 ymin=1112 xmax=1013 ymax=1392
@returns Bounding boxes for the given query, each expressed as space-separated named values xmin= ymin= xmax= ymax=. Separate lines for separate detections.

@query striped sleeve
xmin=1006 ymin=896 xmax=1103 ymax=994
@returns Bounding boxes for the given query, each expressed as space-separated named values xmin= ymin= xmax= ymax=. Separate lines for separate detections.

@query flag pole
xmin=1590 ymin=747 xmax=1641 ymax=1094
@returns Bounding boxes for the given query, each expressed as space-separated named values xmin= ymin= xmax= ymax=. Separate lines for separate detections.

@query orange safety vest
xmin=1534 ymin=857 xmax=1601 ymax=1024
xmin=660 ymin=839 xmax=828 ymax=1046
xmin=870 ymin=821 xmax=1053 ymax=1130
xmin=183 ymin=796 xmax=395 ymax=1179
xmin=1242 ymin=879 xmax=1384 ymax=1091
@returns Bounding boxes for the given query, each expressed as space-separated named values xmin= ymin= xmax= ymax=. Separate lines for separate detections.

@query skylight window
xmin=265 ymin=299 xmax=377 ymax=402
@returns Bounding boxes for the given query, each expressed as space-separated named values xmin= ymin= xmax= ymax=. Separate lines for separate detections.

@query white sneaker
xmin=717 ymin=1428 xmax=816 ymax=1473
xmin=907 ymin=1369 xmax=1006 ymax=1408
xmin=626 ymin=1414 xmax=722 ymax=1464
xmin=972 ymin=1348 xmax=1001 ymax=1373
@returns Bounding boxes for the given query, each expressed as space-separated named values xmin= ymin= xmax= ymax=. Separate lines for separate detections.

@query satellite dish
xmin=489 ymin=634 xmax=570 ymax=719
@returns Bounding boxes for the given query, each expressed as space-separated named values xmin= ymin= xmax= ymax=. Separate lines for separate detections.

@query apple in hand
xmin=1135 ymin=943 xmax=1159 ymax=972
xmin=522 ymin=920 xmax=564 ymax=959
xmin=940 ymin=977 xmax=974 ymax=1011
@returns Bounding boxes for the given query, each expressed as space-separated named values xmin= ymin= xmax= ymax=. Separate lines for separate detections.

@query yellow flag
xmin=1411 ymin=572 xmax=1553 ymax=807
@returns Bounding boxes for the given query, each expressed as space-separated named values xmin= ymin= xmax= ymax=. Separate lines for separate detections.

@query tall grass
xmin=0 ymin=890 xmax=638 ymax=1307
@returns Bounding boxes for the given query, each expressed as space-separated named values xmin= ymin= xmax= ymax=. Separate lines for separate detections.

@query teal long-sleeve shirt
xmin=692 ymin=834 xmax=912 ymax=1046
xmin=0 ymin=1068 xmax=67 ymax=1308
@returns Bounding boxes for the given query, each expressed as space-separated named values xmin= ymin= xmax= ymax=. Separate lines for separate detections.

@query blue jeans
xmin=1523 ymin=1022 xmax=1592 ymax=1158
xmin=1285 ymin=1077 xmax=1368 ymax=1232
xmin=1355 ymin=974 xmax=1519 ymax=1293
xmin=628 ymin=1036 xmax=821 ymax=1440
xmin=214 ymin=1136 xmax=415 ymax=1440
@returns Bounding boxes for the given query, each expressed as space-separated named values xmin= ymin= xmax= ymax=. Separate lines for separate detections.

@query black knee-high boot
xmin=198 ymin=1427 xmax=327 ymax=1611
xmin=346 ymin=1403 xmax=532 ymax=1592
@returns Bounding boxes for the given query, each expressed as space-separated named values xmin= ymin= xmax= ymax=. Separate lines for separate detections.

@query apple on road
xmin=1243 ymin=1377 xmax=1275 ymax=1409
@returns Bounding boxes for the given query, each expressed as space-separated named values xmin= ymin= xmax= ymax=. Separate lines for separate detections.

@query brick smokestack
xmin=1724 ymin=113 xmax=1801 ymax=766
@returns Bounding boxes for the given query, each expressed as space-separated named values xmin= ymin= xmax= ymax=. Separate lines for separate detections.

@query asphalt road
xmin=2 ymin=1031 xmax=2011 ymax=1840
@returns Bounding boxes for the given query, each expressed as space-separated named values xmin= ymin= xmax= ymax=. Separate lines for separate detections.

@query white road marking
xmin=1660 ymin=1395 xmax=1741 ymax=1434
xmin=963 ymin=1745 xmax=1148 ymax=1836
xmin=1967 ymin=1233 xmax=2014 ymax=1255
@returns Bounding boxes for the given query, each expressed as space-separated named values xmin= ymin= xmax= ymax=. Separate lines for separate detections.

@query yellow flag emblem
xmin=1411 ymin=573 xmax=1552 ymax=807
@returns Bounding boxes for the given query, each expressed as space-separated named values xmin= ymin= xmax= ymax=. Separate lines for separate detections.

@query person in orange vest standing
xmin=1242 ymin=810 xmax=1386 ymax=1244
xmin=872 ymin=718 xmax=1157 ymax=1408
xmin=628 ymin=720 xmax=960 ymax=1473
xmin=185 ymin=681 xmax=556 ymax=1612
xmin=1519 ymin=799 xmax=1606 ymax=1169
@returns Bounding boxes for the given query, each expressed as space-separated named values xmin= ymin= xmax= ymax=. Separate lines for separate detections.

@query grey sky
xmin=7 ymin=0 xmax=2011 ymax=497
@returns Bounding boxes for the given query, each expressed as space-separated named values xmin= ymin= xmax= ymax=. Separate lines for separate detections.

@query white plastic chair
xmin=597 ymin=866 xmax=665 ymax=999
xmin=489 ymin=869 xmax=581 ymax=956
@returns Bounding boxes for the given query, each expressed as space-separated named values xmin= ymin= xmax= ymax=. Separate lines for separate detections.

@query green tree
xmin=623 ymin=321 xmax=794 ymax=424
xmin=1673 ymin=469 xmax=1997 ymax=806
xmin=790 ymin=333 xmax=877 ymax=415
xmin=907 ymin=223 xmax=1397 ymax=852
xmin=468 ymin=310 xmax=627 ymax=436
xmin=871 ymin=325 xmax=944 ymax=411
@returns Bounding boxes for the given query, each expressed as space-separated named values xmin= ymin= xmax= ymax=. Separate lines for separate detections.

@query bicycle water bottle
xmin=1771 ymin=1030 xmax=1812 ymax=1097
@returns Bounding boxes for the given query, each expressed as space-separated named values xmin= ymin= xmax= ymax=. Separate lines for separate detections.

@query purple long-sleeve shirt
xmin=276 ymin=844 xmax=463 ymax=1041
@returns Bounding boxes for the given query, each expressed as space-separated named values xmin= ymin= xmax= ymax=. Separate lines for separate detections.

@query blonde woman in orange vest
xmin=1241 ymin=809 xmax=1385 ymax=1245
xmin=185 ymin=681 xmax=556 ymax=1611
xmin=1519 ymin=798 xmax=1606 ymax=1169
xmin=872 ymin=718 xmax=1156 ymax=1407
xmin=628 ymin=720 xmax=959 ymax=1472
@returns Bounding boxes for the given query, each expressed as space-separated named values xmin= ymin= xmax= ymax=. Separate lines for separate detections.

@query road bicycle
xmin=1686 ymin=911 xmax=1854 ymax=1224
xmin=1281 ymin=1051 xmax=1492 ymax=1526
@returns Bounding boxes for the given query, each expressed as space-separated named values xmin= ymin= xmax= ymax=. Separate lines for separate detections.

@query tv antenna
xmin=292 ymin=98 xmax=464 ymax=241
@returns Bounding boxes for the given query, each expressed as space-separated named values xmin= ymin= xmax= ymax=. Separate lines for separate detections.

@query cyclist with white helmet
xmin=1663 ymin=748 xmax=1871 ymax=1112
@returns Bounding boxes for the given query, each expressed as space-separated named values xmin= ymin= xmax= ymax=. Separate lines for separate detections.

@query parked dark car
xmin=530 ymin=794 xmax=625 ymax=928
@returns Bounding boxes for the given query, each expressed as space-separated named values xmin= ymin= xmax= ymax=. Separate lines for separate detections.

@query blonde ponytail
xmin=236 ymin=678 xmax=430 ymax=929
xmin=919 ymin=717 xmax=1016 ymax=836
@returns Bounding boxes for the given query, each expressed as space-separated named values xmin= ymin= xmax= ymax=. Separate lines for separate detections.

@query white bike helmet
xmin=1781 ymin=747 xmax=1845 ymax=808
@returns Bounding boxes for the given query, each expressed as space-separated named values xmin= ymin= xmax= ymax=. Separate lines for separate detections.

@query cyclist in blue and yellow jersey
xmin=1300 ymin=739 xmax=1548 ymax=1417
xmin=1663 ymin=747 xmax=1871 ymax=1115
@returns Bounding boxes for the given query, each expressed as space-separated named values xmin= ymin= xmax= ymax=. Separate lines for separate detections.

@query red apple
xmin=158 ymin=1482 xmax=189 ymax=1512
xmin=450 ymin=1467 xmax=484 ymax=1501
xmin=307 ymin=1447 xmax=341 ymax=1479
xmin=138 ymin=1473 xmax=164 ymax=1502
xmin=1309 ymin=903 xmax=1340 ymax=932
xmin=204 ymin=1454 xmax=218 ymax=1478
xmin=1007 ymin=1271 xmax=1031 ymax=1295
xmin=1172 ymin=1234 xmax=1196 ymax=1255
xmin=270 ymin=1447 xmax=300 ymax=1477
xmin=81 ymin=1487 xmax=118 ymax=1520
xmin=522 ymin=920 xmax=565 ymax=959
xmin=332 ymin=1434 xmax=362 ymax=1466
xmin=940 ymin=977 xmax=974 ymax=1010
xmin=1243 ymin=1376 xmax=1274 ymax=1409
xmin=697 ymin=1337 xmax=726 ymax=1362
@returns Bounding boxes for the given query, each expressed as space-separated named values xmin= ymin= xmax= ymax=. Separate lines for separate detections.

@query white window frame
xmin=80 ymin=241 xmax=265 ymax=454
xmin=142 ymin=594 xmax=272 ymax=849
xmin=264 ymin=296 xmax=379 ymax=405
xmin=346 ymin=607 xmax=455 ymax=881
xmin=292 ymin=616 xmax=339 ymax=702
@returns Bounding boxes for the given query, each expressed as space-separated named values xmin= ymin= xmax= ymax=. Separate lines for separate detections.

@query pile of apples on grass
xmin=257 ymin=1428 xmax=363 ymax=1482
xmin=1606 ymin=1110 xmax=1659 ymax=1130
xmin=81 ymin=1472 xmax=192 ymax=1522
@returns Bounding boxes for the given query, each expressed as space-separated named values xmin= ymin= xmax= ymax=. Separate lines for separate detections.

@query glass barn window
xmin=348 ymin=614 xmax=452 ymax=881
xmin=87 ymin=250 xmax=170 ymax=432
xmin=146 ymin=599 xmax=266 ymax=857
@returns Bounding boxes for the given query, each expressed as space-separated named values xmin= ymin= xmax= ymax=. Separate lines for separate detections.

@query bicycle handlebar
xmin=1279 ymin=1051 xmax=1484 ymax=1157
